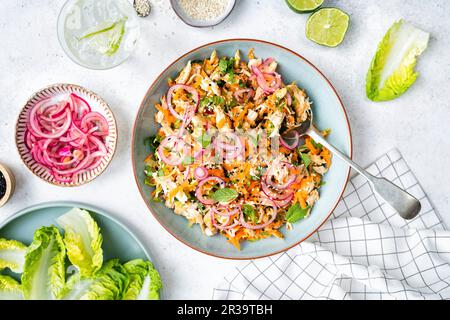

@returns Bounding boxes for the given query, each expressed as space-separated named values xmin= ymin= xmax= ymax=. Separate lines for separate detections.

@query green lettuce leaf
xmin=59 ymin=259 xmax=129 ymax=300
xmin=366 ymin=20 xmax=430 ymax=101
xmin=0 ymin=238 xmax=27 ymax=273
xmin=123 ymin=259 xmax=162 ymax=300
xmin=56 ymin=208 xmax=103 ymax=277
xmin=0 ymin=275 xmax=23 ymax=300
xmin=21 ymin=226 xmax=66 ymax=300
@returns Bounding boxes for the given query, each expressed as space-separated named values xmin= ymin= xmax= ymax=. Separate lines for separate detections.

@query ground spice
xmin=0 ymin=172 xmax=6 ymax=199
xmin=179 ymin=0 xmax=229 ymax=21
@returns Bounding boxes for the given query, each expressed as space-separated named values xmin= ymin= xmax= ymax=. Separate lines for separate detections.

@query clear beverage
xmin=57 ymin=0 xmax=140 ymax=69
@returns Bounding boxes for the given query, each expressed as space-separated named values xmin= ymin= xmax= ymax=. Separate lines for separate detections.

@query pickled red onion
xmin=25 ymin=94 xmax=109 ymax=183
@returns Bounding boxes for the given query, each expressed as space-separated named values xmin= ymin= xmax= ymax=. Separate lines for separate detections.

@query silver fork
xmin=282 ymin=116 xmax=421 ymax=220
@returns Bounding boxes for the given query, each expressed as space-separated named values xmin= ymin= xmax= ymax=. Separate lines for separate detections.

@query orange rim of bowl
xmin=15 ymin=83 xmax=118 ymax=187
xmin=132 ymin=38 xmax=353 ymax=260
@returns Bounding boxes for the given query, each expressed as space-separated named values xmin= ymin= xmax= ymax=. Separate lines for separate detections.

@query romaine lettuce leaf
xmin=56 ymin=208 xmax=103 ymax=277
xmin=21 ymin=226 xmax=66 ymax=300
xmin=366 ymin=20 xmax=430 ymax=101
xmin=59 ymin=259 xmax=129 ymax=300
xmin=0 ymin=275 xmax=23 ymax=300
xmin=0 ymin=238 xmax=27 ymax=273
xmin=123 ymin=259 xmax=162 ymax=300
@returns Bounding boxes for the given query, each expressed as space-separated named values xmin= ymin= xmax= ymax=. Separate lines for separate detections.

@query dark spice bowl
xmin=170 ymin=0 xmax=236 ymax=28
xmin=0 ymin=163 xmax=15 ymax=208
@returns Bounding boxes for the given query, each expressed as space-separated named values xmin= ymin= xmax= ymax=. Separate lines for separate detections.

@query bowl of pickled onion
xmin=15 ymin=83 xmax=118 ymax=187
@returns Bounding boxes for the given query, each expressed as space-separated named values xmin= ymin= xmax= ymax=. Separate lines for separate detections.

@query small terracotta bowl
xmin=0 ymin=163 xmax=15 ymax=208
xmin=15 ymin=84 xmax=118 ymax=187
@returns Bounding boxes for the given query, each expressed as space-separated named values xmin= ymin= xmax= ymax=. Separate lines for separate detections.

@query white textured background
xmin=0 ymin=0 xmax=449 ymax=299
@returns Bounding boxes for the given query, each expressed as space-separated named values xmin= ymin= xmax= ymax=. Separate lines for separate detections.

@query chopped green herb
xmin=144 ymin=165 xmax=154 ymax=177
xmin=144 ymin=177 xmax=155 ymax=187
xmin=182 ymin=156 xmax=194 ymax=166
xmin=285 ymin=204 xmax=310 ymax=223
xmin=144 ymin=135 xmax=163 ymax=153
xmin=197 ymin=133 xmax=212 ymax=148
xmin=242 ymin=204 xmax=257 ymax=223
xmin=300 ymin=153 xmax=311 ymax=168
xmin=219 ymin=58 xmax=229 ymax=73
xmin=212 ymin=188 xmax=238 ymax=203
xmin=310 ymin=139 xmax=323 ymax=150
xmin=201 ymin=95 xmax=225 ymax=108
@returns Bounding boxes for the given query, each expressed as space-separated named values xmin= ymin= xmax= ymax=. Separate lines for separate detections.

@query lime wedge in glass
xmin=79 ymin=18 xmax=127 ymax=56
xmin=306 ymin=8 xmax=350 ymax=47
xmin=286 ymin=0 xmax=324 ymax=13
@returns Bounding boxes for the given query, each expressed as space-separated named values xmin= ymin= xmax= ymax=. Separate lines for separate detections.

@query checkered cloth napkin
xmin=212 ymin=149 xmax=450 ymax=300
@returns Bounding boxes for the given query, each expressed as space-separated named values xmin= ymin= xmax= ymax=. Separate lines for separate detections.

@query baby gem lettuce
xmin=0 ymin=208 xmax=163 ymax=300
xmin=56 ymin=208 xmax=103 ymax=277
xmin=366 ymin=20 xmax=430 ymax=102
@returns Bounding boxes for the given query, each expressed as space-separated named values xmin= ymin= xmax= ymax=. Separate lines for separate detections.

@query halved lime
xmin=286 ymin=0 xmax=324 ymax=13
xmin=306 ymin=8 xmax=350 ymax=47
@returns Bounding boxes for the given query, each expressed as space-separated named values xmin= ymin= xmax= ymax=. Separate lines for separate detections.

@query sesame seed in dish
xmin=178 ymin=0 xmax=229 ymax=21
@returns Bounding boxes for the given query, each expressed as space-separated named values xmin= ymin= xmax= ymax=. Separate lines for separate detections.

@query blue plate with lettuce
xmin=0 ymin=201 xmax=163 ymax=300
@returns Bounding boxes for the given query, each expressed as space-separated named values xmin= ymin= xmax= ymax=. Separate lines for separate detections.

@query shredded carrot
xmin=208 ymin=168 xmax=228 ymax=182
xmin=321 ymin=148 xmax=332 ymax=167
xmin=155 ymin=103 xmax=175 ymax=125
xmin=144 ymin=155 xmax=153 ymax=164
xmin=305 ymin=137 xmax=319 ymax=155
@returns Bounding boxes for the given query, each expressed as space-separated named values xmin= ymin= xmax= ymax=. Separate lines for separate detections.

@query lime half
xmin=306 ymin=8 xmax=350 ymax=47
xmin=286 ymin=0 xmax=324 ymax=13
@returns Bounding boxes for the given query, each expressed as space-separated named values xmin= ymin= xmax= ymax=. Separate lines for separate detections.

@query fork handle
xmin=307 ymin=127 xmax=421 ymax=220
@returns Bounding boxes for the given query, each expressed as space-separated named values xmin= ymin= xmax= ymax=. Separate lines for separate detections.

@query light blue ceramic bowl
xmin=0 ymin=201 xmax=161 ymax=292
xmin=132 ymin=39 xmax=352 ymax=260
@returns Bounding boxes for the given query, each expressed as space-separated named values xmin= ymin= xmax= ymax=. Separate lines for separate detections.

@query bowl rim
xmin=15 ymin=83 xmax=118 ymax=187
xmin=169 ymin=0 xmax=237 ymax=28
xmin=132 ymin=38 xmax=353 ymax=260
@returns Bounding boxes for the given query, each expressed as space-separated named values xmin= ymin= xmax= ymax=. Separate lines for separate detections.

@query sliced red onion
xmin=211 ymin=212 xmax=240 ymax=230
xmin=279 ymin=131 xmax=299 ymax=150
xmin=251 ymin=66 xmax=282 ymax=94
xmin=184 ymin=166 xmax=190 ymax=180
xmin=58 ymin=146 xmax=72 ymax=157
xmin=166 ymin=84 xmax=199 ymax=120
xmin=177 ymin=107 xmax=195 ymax=138
xmin=157 ymin=135 xmax=188 ymax=166
xmin=286 ymin=92 xmax=292 ymax=106
xmin=212 ymin=205 xmax=240 ymax=217
xmin=261 ymin=175 xmax=294 ymax=201
xmin=194 ymin=166 xmax=208 ymax=180
xmin=195 ymin=176 xmax=225 ymax=205
xmin=26 ymin=94 xmax=109 ymax=184
xmin=272 ymin=193 xmax=294 ymax=208
xmin=29 ymin=104 xmax=72 ymax=139
xmin=80 ymin=112 xmax=109 ymax=136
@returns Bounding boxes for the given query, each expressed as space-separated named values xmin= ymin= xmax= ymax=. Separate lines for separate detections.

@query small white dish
xmin=170 ymin=0 xmax=236 ymax=28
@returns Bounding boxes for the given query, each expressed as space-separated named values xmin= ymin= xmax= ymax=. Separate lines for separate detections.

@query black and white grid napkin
xmin=213 ymin=149 xmax=450 ymax=300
